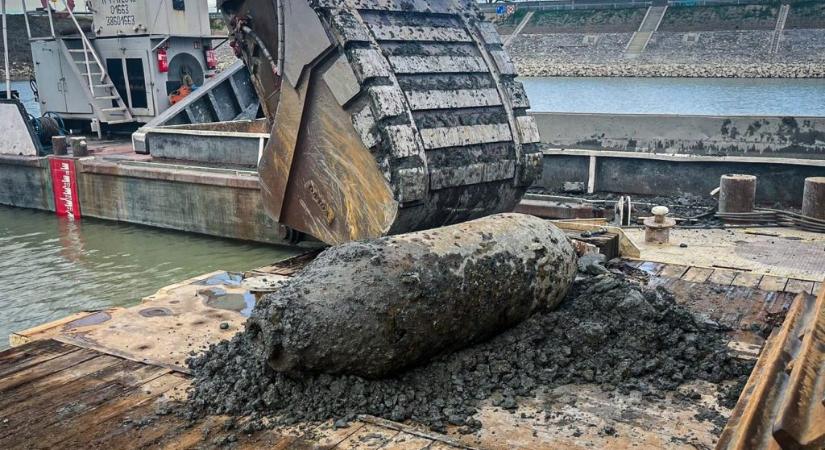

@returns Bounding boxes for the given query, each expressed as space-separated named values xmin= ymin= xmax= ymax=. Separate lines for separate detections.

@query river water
xmin=14 ymin=77 xmax=825 ymax=118
xmin=10 ymin=80 xmax=40 ymax=117
xmin=0 ymin=206 xmax=296 ymax=350
xmin=520 ymin=77 xmax=825 ymax=116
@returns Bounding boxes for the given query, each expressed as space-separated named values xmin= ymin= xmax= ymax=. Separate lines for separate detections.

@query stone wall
xmin=786 ymin=1 xmax=825 ymax=30
xmin=658 ymin=4 xmax=779 ymax=32
xmin=509 ymin=29 xmax=825 ymax=78
xmin=509 ymin=33 xmax=632 ymax=64
xmin=524 ymin=8 xmax=647 ymax=34
xmin=501 ymin=2 xmax=825 ymax=78
xmin=641 ymin=30 xmax=773 ymax=64
xmin=777 ymin=29 xmax=825 ymax=63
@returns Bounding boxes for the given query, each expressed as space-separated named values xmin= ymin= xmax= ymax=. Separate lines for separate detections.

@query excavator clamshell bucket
xmin=218 ymin=0 xmax=541 ymax=245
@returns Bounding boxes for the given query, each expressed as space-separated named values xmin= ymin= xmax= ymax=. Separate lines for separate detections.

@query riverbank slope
xmin=500 ymin=2 xmax=825 ymax=78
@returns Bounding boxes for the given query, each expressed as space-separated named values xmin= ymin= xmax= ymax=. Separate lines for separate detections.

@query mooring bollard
xmin=644 ymin=206 xmax=675 ymax=244
xmin=801 ymin=177 xmax=825 ymax=220
xmin=718 ymin=174 xmax=756 ymax=213
xmin=51 ymin=136 xmax=68 ymax=156
xmin=69 ymin=137 xmax=89 ymax=157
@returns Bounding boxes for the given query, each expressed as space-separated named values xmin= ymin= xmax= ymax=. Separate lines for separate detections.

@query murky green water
xmin=0 ymin=206 xmax=298 ymax=350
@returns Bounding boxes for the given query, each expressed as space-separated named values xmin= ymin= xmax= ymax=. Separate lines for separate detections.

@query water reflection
xmin=0 ymin=206 xmax=297 ymax=350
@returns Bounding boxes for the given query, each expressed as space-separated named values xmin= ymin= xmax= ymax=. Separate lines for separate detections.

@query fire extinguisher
xmin=205 ymin=48 xmax=217 ymax=70
xmin=157 ymin=47 xmax=169 ymax=73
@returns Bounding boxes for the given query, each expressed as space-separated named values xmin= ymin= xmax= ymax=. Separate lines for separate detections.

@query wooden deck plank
xmin=665 ymin=280 xmax=766 ymax=345
xmin=429 ymin=443 xmax=465 ymax=450
xmin=374 ymin=432 xmax=433 ymax=449
xmin=0 ymin=358 xmax=158 ymax=428
xmin=0 ymin=348 xmax=97 ymax=394
xmin=40 ymin=373 xmax=188 ymax=447
xmin=637 ymin=261 xmax=665 ymax=276
xmin=648 ymin=273 xmax=683 ymax=290
xmin=0 ymin=361 xmax=171 ymax=445
xmin=333 ymin=423 xmax=400 ymax=449
xmin=312 ymin=422 xmax=369 ymax=448
xmin=0 ymin=340 xmax=79 ymax=379
xmin=658 ymin=264 xmax=690 ymax=279
xmin=681 ymin=267 xmax=714 ymax=283
xmin=622 ymin=259 xmax=644 ymax=268
xmin=0 ymin=338 xmax=66 ymax=362
xmin=813 ymin=281 xmax=822 ymax=296
xmin=0 ymin=354 xmax=122 ymax=411
xmin=730 ymin=272 xmax=764 ymax=289
xmin=719 ymin=286 xmax=759 ymax=328
xmin=765 ymin=291 xmax=800 ymax=316
xmin=157 ymin=416 xmax=230 ymax=450
xmin=232 ymin=432 xmax=303 ymax=450
xmin=785 ymin=279 xmax=816 ymax=294
xmin=738 ymin=290 xmax=776 ymax=334
xmin=757 ymin=275 xmax=789 ymax=292
xmin=53 ymin=393 xmax=193 ymax=449
xmin=9 ymin=372 xmax=186 ymax=449
xmin=707 ymin=269 xmax=738 ymax=286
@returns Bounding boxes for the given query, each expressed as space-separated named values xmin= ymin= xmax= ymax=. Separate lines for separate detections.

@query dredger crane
xmin=217 ymin=0 xmax=542 ymax=244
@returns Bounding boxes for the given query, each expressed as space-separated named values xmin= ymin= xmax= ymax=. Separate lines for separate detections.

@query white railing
xmin=60 ymin=0 xmax=107 ymax=85
xmin=2 ymin=0 xmax=9 ymax=99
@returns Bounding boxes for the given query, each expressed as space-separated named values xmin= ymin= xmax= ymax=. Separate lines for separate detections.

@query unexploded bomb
xmin=246 ymin=213 xmax=578 ymax=378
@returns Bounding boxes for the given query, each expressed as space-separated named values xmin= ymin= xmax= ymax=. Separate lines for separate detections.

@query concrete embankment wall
xmin=533 ymin=112 xmax=825 ymax=205
xmin=533 ymin=113 xmax=825 ymax=158
xmin=504 ymin=2 xmax=825 ymax=77
xmin=0 ymin=156 xmax=288 ymax=245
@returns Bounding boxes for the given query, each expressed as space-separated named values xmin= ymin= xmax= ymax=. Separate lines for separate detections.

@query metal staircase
xmin=504 ymin=11 xmax=535 ymax=48
xmin=57 ymin=5 xmax=134 ymax=131
xmin=625 ymin=5 xmax=668 ymax=59
xmin=770 ymin=4 xmax=790 ymax=55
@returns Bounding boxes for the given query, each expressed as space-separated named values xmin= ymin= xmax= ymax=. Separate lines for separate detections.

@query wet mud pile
xmin=185 ymin=264 xmax=753 ymax=433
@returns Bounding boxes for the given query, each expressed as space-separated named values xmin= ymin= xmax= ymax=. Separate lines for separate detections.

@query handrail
xmin=45 ymin=0 xmax=55 ymax=37
xmin=2 ymin=0 xmax=9 ymax=99
xmin=61 ymin=0 xmax=106 ymax=83
xmin=20 ymin=0 xmax=32 ymax=40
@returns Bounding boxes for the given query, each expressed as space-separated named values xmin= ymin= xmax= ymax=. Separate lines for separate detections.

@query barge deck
xmin=2 ymin=226 xmax=823 ymax=449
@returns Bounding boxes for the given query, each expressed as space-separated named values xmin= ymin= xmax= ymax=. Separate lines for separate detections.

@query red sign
xmin=49 ymin=157 xmax=82 ymax=219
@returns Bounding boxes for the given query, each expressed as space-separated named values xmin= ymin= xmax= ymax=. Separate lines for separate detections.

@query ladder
xmin=503 ymin=11 xmax=535 ymax=48
xmin=770 ymin=4 xmax=790 ymax=55
xmin=57 ymin=1 xmax=134 ymax=132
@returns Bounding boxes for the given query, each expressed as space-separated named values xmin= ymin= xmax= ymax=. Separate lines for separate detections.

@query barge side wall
xmin=74 ymin=160 xmax=283 ymax=244
xmin=0 ymin=156 xmax=54 ymax=211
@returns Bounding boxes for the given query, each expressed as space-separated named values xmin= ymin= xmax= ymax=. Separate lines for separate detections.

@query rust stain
xmin=716 ymin=287 xmax=825 ymax=450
